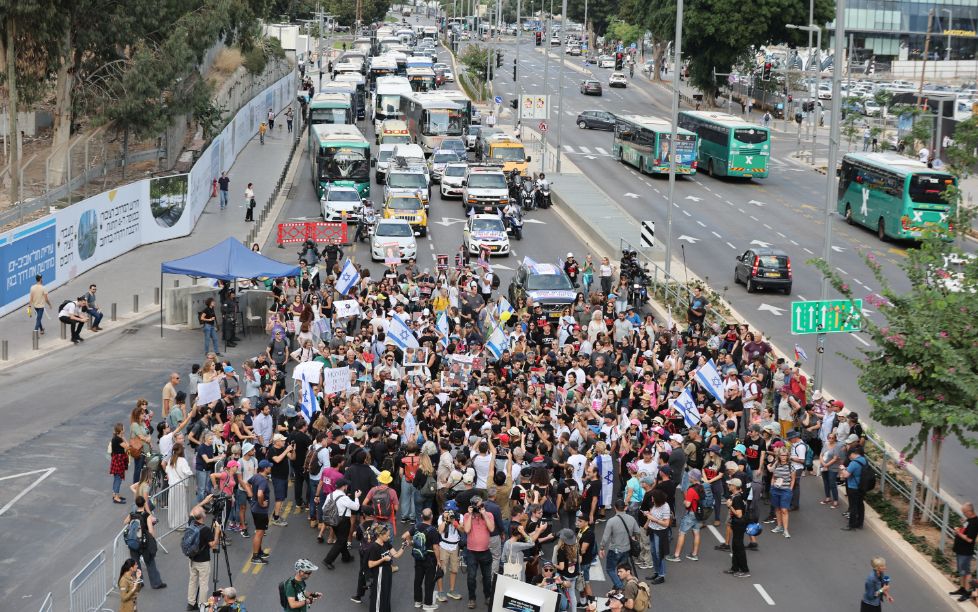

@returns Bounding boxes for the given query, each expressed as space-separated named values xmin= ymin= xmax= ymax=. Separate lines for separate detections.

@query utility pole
xmin=540 ymin=0 xmax=551 ymax=171
xmin=664 ymin=0 xmax=683 ymax=277
xmin=6 ymin=16 xmax=18 ymax=208
xmin=918 ymin=9 xmax=934 ymax=110
xmin=554 ymin=0 xmax=568 ymax=172
xmin=814 ymin=0 xmax=846 ymax=393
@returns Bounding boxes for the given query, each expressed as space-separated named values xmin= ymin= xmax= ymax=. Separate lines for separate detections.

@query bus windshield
xmin=321 ymin=148 xmax=368 ymax=180
xmin=490 ymin=147 xmax=526 ymax=162
xmin=311 ymin=109 xmax=349 ymax=124
xmin=377 ymin=95 xmax=402 ymax=115
xmin=425 ymin=110 xmax=463 ymax=135
xmin=909 ymin=174 xmax=954 ymax=204
xmin=733 ymin=128 xmax=767 ymax=145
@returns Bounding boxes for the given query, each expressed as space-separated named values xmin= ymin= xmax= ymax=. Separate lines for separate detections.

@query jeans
xmin=600 ymin=276 xmax=612 ymax=295
xmin=650 ymin=529 xmax=670 ymax=577
xmin=33 ymin=307 xmax=44 ymax=331
xmin=822 ymin=471 xmax=839 ymax=502
xmin=195 ymin=470 xmax=212 ymax=501
xmin=130 ymin=547 xmax=164 ymax=588
xmin=465 ymin=549 xmax=494 ymax=602
xmin=400 ymin=479 xmax=416 ymax=521
xmin=88 ymin=308 xmax=103 ymax=328
xmin=132 ymin=456 xmax=145 ymax=483
xmin=308 ymin=478 xmax=320 ymax=521
xmin=847 ymin=488 xmax=865 ymax=528
xmin=414 ymin=558 xmax=437 ymax=606
xmin=605 ymin=549 xmax=628 ymax=589
xmin=219 ymin=190 xmax=228 ymax=209
xmin=202 ymin=323 xmax=219 ymax=354
xmin=112 ymin=474 xmax=123 ymax=495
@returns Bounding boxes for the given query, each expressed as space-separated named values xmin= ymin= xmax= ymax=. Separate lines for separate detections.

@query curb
xmin=254 ymin=130 xmax=308 ymax=249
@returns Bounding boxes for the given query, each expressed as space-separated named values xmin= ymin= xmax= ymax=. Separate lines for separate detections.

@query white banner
xmin=292 ymin=359 xmax=325 ymax=381
xmin=323 ymin=366 xmax=352 ymax=394
xmin=196 ymin=380 xmax=222 ymax=405
xmin=334 ymin=299 xmax=361 ymax=318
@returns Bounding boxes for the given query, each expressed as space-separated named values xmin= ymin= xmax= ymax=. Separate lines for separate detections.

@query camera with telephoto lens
xmin=203 ymin=493 xmax=232 ymax=516
xmin=444 ymin=510 xmax=458 ymax=522
xmin=880 ymin=575 xmax=891 ymax=586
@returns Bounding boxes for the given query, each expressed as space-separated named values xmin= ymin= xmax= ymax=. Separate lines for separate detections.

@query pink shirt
xmin=464 ymin=513 xmax=493 ymax=552
xmin=319 ymin=467 xmax=344 ymax=495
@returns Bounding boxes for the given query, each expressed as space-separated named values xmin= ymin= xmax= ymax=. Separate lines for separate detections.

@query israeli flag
xmin=495 ymin=296 xmax=515 ymax=318
xmin=695 ymin=358 xmax=726 ymax=404
xmin=486 ymin=325 xmax=509 ymax=361
xmin=336 ymin=259 xmax=360 ymax=296
xmin=673 ymin=387 xmax=701 ymax=428
xmin=300 ymin=374 xmax=318 ymax=423
xmin=436 ymin=312 xmax=450 ymax=348
xmin=388 ymin=313 xmax=420 ymax=350
xmin=522 ymin=256 xmax=539 ymax=272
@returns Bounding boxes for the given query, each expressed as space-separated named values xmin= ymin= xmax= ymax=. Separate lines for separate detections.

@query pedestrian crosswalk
xmin=561 ymin=145 xmax=612 ymax=158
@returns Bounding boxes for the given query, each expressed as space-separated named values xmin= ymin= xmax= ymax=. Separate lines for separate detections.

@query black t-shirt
xmin=584 ymin=479 xmax=602 ymax=516
xmin=743 ymin=436 xmax=767 ymax=472
xmin=366 ymin=540 xmax=394 ymax=574
xmin=218 ymin=176 xmax=230 ymax=191
xmin=290 ymin=431 xmax=313 ymax=469
xmin=654 ymin=479 xmax=678 ymax=514
xmin=270 ymin=446 xmax=291 ymax=479
xmin=411 ymin=523 xmax=441 ymax=560
xmin=953 ymin=515 xmax=978 ymax=555
xmin=201 ymin=306 xmax=216 ymax=325
xmin=191 ymin=524 xmax=214 ymax=562
xmin=577 ymin=525 xmax=596 ymax=563
xmin=729 ymin=493 xmax=748 ymax=526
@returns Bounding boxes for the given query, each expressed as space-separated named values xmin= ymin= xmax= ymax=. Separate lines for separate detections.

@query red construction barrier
xmin=277 ymin=222 xmax=348 ymax=245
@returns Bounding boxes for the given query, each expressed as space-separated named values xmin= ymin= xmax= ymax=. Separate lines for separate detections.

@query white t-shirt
xmin=59 ymin=301 xmax=79 ymax=318
xmin=567 ymin=454 xmax=587 ymax=490
xmin=791 ymin=440 xmax=807 ymax=472
xmin=309 ymin=445 xmax=330 ymax=482
xmin=437 ymin=516 xmax=461 ymax=550
xmin=473 ymin=453 xmax=493 ymax=489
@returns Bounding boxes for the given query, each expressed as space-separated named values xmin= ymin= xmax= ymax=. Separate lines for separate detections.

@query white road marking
xmin=726 ymin=242 xmax=736 ymax=249
xmin=696 ymin=220 xmax=706 ymax=227
xmin=579 ymin=145 xmax=591 ymax=154
xmin=763 ymin=223 xmax=772 ymax=230
xmin=853 ymin=278 xmax=862 ymax=285
xmin=835 ymin=267 xmax=848 ymax=275
xmin=707 ymin=524 xmax=724 ymax=543
xmin=712 ymin=231 xmax=722 ymax=239
xmin=803 ymin=247 xmax=814 ymax=254
xmin=682 ymin=210 xmax=691 ymax=217
xmin=595 ymin=147 xmax=608 ymax=155
xmin=738 ymin=208 xmax=746 ymax=214
xmin=725 ymin=200 xmax=734 ymax=206
xmin=852 ymin=334 xmax=871 ymax=347
xmin=790 ymin=239 xmax=798 ymax=245
xmin=704 ymin=186 xmax=713 ymax=192
xmin=797 ymin=294 xmax=807 ymax=301
xmin=0 ymin=468 xmax=57 ymax=517
xmin=754 ymin=584 xmax=776 ymax=606
xmin=777 ymin=232 xmax=786 ymax=238
xmin=563 ymin=145 xmax=573 ymax=152
xmin=750 ymin=215 xmax=758 ymax=221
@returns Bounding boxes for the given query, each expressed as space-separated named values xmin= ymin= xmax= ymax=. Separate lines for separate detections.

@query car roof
xmin=747 ymin=247 xmax=789 ymax=256
xmin=471 ymin=214 xmax=504 ymax=222
xmin=583 ymin=79 xmax=599 ymax=84
xmin=377 ymin=218 xmax=412 ymax=226
xmin=611 ymin=72 xmax=626 ymax=77
xmin=432 ymin=148 xmax=457 ymax=155
xmin=524 ymin=262 xmax=564 ymax=275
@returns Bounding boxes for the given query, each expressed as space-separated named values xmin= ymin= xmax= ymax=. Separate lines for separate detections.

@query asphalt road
xmin=475 ymin=35 xmax=978 ymax=503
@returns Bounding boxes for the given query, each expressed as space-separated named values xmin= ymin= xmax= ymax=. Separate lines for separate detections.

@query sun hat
xmin=377 ymin=470 xmax=394 ymax=484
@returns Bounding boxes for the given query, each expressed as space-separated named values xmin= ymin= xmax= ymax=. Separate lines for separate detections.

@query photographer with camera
xmin=461 ymin=495 xmax=495 ymax=609
xmin=206 ymin=586 xmax=245 ymax=612
xmin=281 ymin=559 xmax=323 ymax=611
xmin=185 ymin=495 xmax=223 ymax=610
xmin=861 ymin=557 xmax=894 ymax=611
xmin=435 ymin=500 xmax=463 ymax=602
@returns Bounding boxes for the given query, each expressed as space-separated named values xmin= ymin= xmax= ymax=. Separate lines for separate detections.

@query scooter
xmin=505 ymin=207 xmax=524 ymax=240
xmin=520 ymin=177 xmax=536 ymax=210
xmin=536 ymin=182 xmax=552 ymax=209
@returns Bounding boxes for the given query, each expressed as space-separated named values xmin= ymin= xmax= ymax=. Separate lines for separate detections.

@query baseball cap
xmin=845 ymin=434 xmax=860 ymax=444
xmin=258 ymin=460 xmax=273 ymax=470
xmin=708 ymin=444 xmax=722 ymax=454
xmin=786 ymin=430 xmax=801 ymax=439
xmin=499 ymin=433 xmax=510 ymax=444
xmin=724 ymin=461 xmax=739 ymax=471
xmin=272 ymin=433 xmax=287 ymax=442
xmin=669 ymin=434 xmax=684 ymax=444
xmin=659 ymin=465 xmax=673 ymax=477
xmin=462 ymin=472 xmax=475 ymax=485
xmin=727 ymin=478 xmax=743 ymax=489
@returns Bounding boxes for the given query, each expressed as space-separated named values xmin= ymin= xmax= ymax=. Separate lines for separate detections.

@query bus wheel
xmin=707 ymin=159 xmax=714 ymax=177
xmin=638 ymin=158 xmax=644 ymax=174
xmin=845 ymin=204 xmax=853 ymax=225
xmin=877 ymin=218 xmax=887 ymax=241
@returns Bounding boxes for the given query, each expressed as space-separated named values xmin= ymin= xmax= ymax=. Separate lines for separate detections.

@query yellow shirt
xmin=432 ymin=294 xmax=449 ymax=314
xmin=28 ymin=284 xmax=47 ymax=308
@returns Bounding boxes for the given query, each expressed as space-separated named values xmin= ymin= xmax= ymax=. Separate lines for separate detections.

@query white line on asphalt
xmin=0 ymin=468 xmax=56 ymax=517
xmin=563 ymin=145 xmax=573 ymax=152
xmin=652 ymin=188 xmax=659 ymax=193
xmin=763 ymin=223 xmax=772 ymax=230
xmin=707 ymin=525 xmax=724 ymax=543
xmin=790 ymin=239 xmax=798 ymax=245
xmin=750 ymin=215 xmax=758 ymax=221
xmin=566 ymin=111 xmax=575 ymax=117
xmin=429 ymin=243 xmax=434 ymax=250
xmin=853 ymin=278 xmax=862 ymax=285
xmin=682 ymin=210 xmax=691 ymax=217
xmin=739 ymin=208 xmax=746 ymax=214
xmin=836 ymin=266 xmax=848 ymax=275
xmin=704 ymin=186 xmax=713 ymax=192
xmin=673 ymin=203 xmax=680 ymax=208
xmin=753 ymin=584 xmax=776 ymax=606
xmin=852 ymin=334 xmax=871 ymax=347
xmin=727 ymin=242 xmax=736 ymax=249
xmin=696 ymin=220 xmax=706 ymax=227
xmin=804 ymin=247 xmax=814 ymax=254
xmin=797 ymin=295 xmax=807 ymax=301
xmin=712 ymin=231 xmax=722 ymax=239
xmin=579 ymin=146 xmax=591 ymax=154
xmin=861 ymin=284 xmax=872 ymax=292
xmin=596 ymin=147 xmax=608 ymax=155
xmin=725 ymin=200 xmax=734 ymax=206
xmin=777 ymin=232 xmax=786 ymax=238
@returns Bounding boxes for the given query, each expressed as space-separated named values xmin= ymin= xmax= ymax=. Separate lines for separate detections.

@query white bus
xmin=400 ymin=91 xmax=464 ymax=153
xmin=373 ymin=75 xmax=414 ymax=131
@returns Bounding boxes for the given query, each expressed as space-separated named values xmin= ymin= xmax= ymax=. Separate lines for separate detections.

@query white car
xmin=817 ymin=84 xmax=832 ymax=100
xmin=321 ymin=185 xmax=363 ymax=223
xmin=463 ymin=214 xmax=511 ymax=256
xmin=862 ymin=99 xmax=882 ymax=116
xmin=608 ymin=72 xmax=628 ymax=88
xmin=434 ymin=62 xmax=454 ymax=81
xmin=371 ymin=219 xmax=418 ymax=262
xmin=598 ymin=55 xmax=615 ymax=69
xmin=429 ymin=149 xmax=462 ymax=182
xmin=374 ymin=144 xmax=398 ymax=182
xmin=550 ymin=35 xmax=561 ymax=46
xmin=440 ymin=162 xmax=468 ymax=198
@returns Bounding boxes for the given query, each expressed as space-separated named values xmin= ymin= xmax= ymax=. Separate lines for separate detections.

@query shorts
xmin=581 ymin=559 xmax=593 ymax=582
xmin=235 ymin=489 xmax=248 ymax=507
xmin=272 ymin=477 xmax=289 ymax=501
xmin=770 ymin=487 xmax=792 ymax=509
xmin=439 ymin=546 xmax=460 ymax=573
xmin=252 ymin=511 xmax=269 ymax=530
xmin=679 ymin=511 xmax=701 ymax=533
xmin=957 ymin=554 xmax=974 ymax=577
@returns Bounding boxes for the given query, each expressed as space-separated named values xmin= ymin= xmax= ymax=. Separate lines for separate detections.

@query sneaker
xmin=959 ymin=594 xmax=973 ymax=602
xmin=259 ymin=551 xmax=270 ymax=559
xmin=685 ymin=554 xmax=699 ymax=561
xmin=436 ymin=594 xmax=448 ymax=603
xmin=272 ymin=518 xmax=289 ymax=527
xmin=240 ymin=530 xmax=250 ymax=538
xmin=250 ymin=556 xmax=268 ymax=565
xmin=423 ymin=605 xmax=440 ymax=611
xmin=734 ymin=572 xmax=752 ymax=578
xmin=723 ymin=569 xmax=737 ymax=575
xmin=447 ymin=592 xmax=462 ymax=600
xmin=714 ymin=544 xmax=730 ymax=551
xmin=416 ymin=602 xmax=424 ymax=608
xmin=762 ymin=518 xmax=777 ymax=524
xmin=651 ymin=576 xmax=665 ymax=585
xmin=783 ymin=531 xmax=791 ymax=538
xmin=350 ymin=596 xmax=363 ymax=604
xmin=950 ymin=588 xmax=968 ymax=596
xmin=468 ymin=601 xmax=477 ymax=609
xmin=665 ymin=555 xmax=681 ymax=563
xmin=746 ymin=543 xmax=758 ymax=551
xmin=771 ymin=526 xmax=783 ymax=534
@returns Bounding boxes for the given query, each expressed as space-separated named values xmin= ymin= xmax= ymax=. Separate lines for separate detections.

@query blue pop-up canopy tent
xmin=160 ymin=237 xmax=300 ymax=336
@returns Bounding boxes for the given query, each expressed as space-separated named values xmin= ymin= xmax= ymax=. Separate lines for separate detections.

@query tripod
xmin=210 ymin=497 xmax=235 ymax=592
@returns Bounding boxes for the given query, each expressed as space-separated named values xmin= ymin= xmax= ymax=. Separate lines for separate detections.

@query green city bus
xmin=837 ymin=152 xmax=956 ymax=241
xmin=612 ymin=114 xmax=699 ymax=175
xmin=677 ymin=110 xmax=770 ymax=178
xmin=307 ymin=92 xmax=354 ymax=132
xmin=309 ymin=123 xmax=371 ymax=199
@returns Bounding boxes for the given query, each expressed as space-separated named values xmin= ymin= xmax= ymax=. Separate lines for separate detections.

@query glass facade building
xmin=835 ymin=0 xmax=977 ymax=61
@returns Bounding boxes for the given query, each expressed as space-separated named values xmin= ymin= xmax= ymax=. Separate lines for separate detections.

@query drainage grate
xmin=121 ymin=328 xmax=139 ymax=335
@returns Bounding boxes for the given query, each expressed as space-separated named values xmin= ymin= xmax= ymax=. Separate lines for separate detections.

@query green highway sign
xmin=791 ymin=299 xmax=863 ymax=335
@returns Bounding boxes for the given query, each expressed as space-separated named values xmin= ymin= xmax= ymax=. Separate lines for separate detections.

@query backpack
xmin=125 ymin=512 xmax=145 ymax=552
xmin=278 ymin=578 xmax=297 ymax=609
xmin=631 ymin=579 xmax=652 ymax=612
xmin=181 ymin=519 xmax=204 ymax=557
xmin=857 ymin=458 xmax=877 ymax=493
xmin=372 ymin=486 xmax=393 ymax=518
xmin=491 ymin=274 xmax=500 ymax=290
xmin=304 ymin=446 xmax=322 ymax=477
xmin=417 ymin=471 xmax=437 ymax=496
xmin=411 ymin=526 xmax=430 ymax=560
xmin=691 ymin=483 xmax=707 ymax=521
xmin=562 ymin=482 xmax=581 ymax=512
xmin=322 ymin=491 xmax=341 ymax=527
xmin=402 ymin=455 xmax=419 ymax=483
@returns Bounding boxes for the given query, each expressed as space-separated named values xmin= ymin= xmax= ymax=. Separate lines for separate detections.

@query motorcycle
xmin=505 ymin=206 xmax=524 ymax=240
xmin=520 ymin=177 xmax=536 ymax=210
xmin=535 ymin=181 xmax=552 ymax=209
xmin=620 ymin=249 xmax=652 ymax=307
xmin=356 ymin=200 xmax=376 ymax=243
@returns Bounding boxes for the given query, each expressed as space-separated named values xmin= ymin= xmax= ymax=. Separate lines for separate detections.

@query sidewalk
xmin=0 ymin=119 xmax=296 ymax=368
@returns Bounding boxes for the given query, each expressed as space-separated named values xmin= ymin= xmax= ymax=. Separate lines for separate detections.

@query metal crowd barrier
xmin=148 ymin=473 xmax=196 ymax=545
xmin=37 ymin=592 xmax=53 ymax=612
xmin=68 ymin=550 xmax=112 ymax=612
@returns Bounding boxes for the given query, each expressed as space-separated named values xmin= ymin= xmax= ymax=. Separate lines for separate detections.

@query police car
xmin=507 ymin=261 xmax=577 ymax=317
xmin=463 ymin=214 xmax=510 ymax=256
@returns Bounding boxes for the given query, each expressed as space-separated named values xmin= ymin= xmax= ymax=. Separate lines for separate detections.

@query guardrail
xmin=37 ymin=592 xmax=53 ymax=612
xmin=245 ymin=111 xmax=304 ymax=248
xmin=68 ymin=550 xmax=112 ymax=612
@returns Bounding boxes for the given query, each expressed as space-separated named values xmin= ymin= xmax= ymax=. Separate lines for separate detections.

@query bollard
xmin=32 ymin=330 xmax=40 ymax=351
xmin=111 ymin=303 xmax=117 ymax=321
xmin=1 ymin=339 xmax=7 ymax=360
xmin=61 ymin=321 xmax=67 ymax=340
xmin=133 ymin=294 xmax=139 ymax=313
xmin=154 ymin=287 xmax=160 ymax=305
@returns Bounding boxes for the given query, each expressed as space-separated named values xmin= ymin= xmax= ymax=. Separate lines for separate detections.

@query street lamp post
xmin=554 ymin=0 xmax=568 ymax=172
xmin=786 ymin=23 xmax=821 ymax=165
xmin=664 ymin=0 xmax=684 ymax=278
xmin=941 ymin=8 xmax=952 ymax=61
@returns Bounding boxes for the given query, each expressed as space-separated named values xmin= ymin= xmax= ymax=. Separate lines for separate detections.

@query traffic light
xmin=615 ymin=52 xmax=624 ymax=70
xmin=535 ymin=31 xmax=542 ymax=46
xmin=762 ymin=62 xmax=772 ymax=81
xmin=496 ymin=52 xmax=503 ymax=68
xmin=787 ymin=94 xmax=793 ymax=103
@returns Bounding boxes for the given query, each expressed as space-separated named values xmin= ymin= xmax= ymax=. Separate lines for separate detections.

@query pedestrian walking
xmin=861 ymin=557 xmax=894 ymax=611
xmin=863 ymin=126 xmax=872 ymax=151
xmin=322 ymin=478 xmax=360 ymax=568
xmin=128 ymin=401 xmax=152 ymax=483
xmin=117 ymin=559 xmax=143 ymax=612
xmin=82 ymin=283 xmax=104 ymax=331
xmin=248 ymin=459 xmax=273 ymax=565
xmin=267 ymin=107 xmax=275 ymax=131
xmin=599 ymin=500 xmax=639 ymax=589
xmin=58 ymin=296 xmax=88 ymax=343
xmin=366 ymin=523 xmax=406 ymax=612
xmin=218 ymin=172 xmax=230 ymax=209
xmin=286 ymin=107 xmax=295 ymax=133
xmin=258 ymin=121 xmax=267 ymax=144
xmin=28 ymin=274 xmax=50 ymax=335
xmin=406 ymin=508 xmax=441 ymax=610
xmin=950 ymin=502 xmax=978 ymax=602
xmin=198 ymin=297 xmax=220 ymax=355
xmin=125 ymin=495 xmax=166 ymax=589
xmin=762 ymin=111 xmax=771 ymax=127
xmin=244 ymin=182 xmax=256 ymax=222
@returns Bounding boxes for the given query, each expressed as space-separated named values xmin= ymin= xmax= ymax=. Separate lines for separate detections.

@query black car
xmin=440 ymin=137 xmax=468 ymax=159
xmin=577 ymin=110 xmax=616 ymax=130
xmin=508 ymin=262 xmax=577 ymax=317
xmin=733 ymin=247 xmax=792 ymax=294
xmin=580 ymin=79 xmax=602 ymax=96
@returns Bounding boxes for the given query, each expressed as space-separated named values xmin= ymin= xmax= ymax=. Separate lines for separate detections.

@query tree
xmin=604 ymin=20 xmax=642 ymax=46
xmin=619 ymin=0 xmax=674 ymax=80
xmin=566 ymin=0 xmax=616 ymax=37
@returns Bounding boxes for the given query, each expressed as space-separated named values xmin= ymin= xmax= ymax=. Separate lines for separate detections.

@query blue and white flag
xmin=486 ymin=325 xmax=509 ymax=361
xmin=673 ymin=387 xmax=701 ymax=428
xmin=695 ymin=358 xmax=726 ymax=404
xmin=495 ymin=296 xmax=515 ymax=318
xmin=300 ymin=374 xmax=318 ymax=423
xmin=522 ymin=256 xmax=539 ymax=272
xmin=336 ymin=259 xmax=360 ymax=296
xmin=388 ymin=312 xmax=420 ymax=350
xmin=436 ymin=312 xmax=450 ymax=348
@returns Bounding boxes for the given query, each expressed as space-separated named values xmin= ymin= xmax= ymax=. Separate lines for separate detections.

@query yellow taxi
xmin=382 ymin=190 xmax=428 ymax=236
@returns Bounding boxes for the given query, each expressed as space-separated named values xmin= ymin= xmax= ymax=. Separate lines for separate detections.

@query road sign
xmin=791 ymin=299 xmax=863 ymax=335
xmin=520 ymin=94 xmax=549 ymax=120
xmin=494 ymin=96 xmax=503 ymax=104
xmin=539 ymin=120 xmax=548 ymax=132
xmin=640 ymin=221 xmax=655 ymax=248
